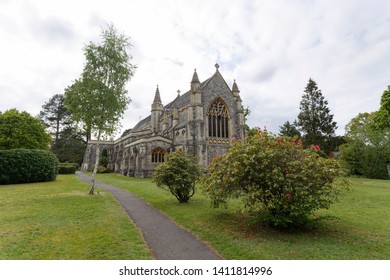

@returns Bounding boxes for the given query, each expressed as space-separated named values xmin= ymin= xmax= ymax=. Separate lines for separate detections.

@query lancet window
xmin=207 ymin=98 xmax=229 ymax=139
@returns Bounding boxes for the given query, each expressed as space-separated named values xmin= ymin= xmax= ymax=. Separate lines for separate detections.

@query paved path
xmin=76 ymin=172 xmax=222 ymax=260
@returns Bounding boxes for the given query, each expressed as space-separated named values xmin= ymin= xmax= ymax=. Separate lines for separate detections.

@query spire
xmin=215 ymin=63 xmax=220 ymax=72
xmin=191 ymin=69 xmax=200 ymax=84
xmin=153 ymin=85 xmax=162 ymax=103
xmin=232 ymin=79 xmax=240 ymax=93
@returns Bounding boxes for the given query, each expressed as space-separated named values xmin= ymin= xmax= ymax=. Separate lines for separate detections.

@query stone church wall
xmin=82 ymin=65 xmax=245 ymax=178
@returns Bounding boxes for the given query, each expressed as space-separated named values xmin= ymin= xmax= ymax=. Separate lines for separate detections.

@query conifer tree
xmin=38 ymin=94 xmax=70 ymax=147
xmin=279 ymin=120 xmax=301 ymax=138
xmin=296 ymin=78 xmax=337 ymax=153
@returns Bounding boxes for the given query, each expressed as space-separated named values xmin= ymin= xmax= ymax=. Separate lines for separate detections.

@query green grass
xmin=96 ymin=174 xmax=390 ymax=260
xmin=2 ymin=174 xmax=389 ymax=260
xmin=0 ymin=175 xmax=152 ymax=260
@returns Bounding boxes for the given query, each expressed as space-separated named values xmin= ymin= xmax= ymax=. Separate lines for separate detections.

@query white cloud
xmin=1 ymin=0 xmax=389 ymax=137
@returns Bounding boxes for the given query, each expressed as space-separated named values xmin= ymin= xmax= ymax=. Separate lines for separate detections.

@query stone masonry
xmin=82 ymin=64 xmax=245 ymax=177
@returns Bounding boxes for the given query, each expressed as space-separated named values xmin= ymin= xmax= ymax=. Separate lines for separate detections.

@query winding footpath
xmin=76 ymin=172 xmax=222 ymax=260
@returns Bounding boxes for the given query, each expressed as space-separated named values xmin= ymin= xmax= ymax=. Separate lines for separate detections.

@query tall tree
xmin=374 ymin=85 xmax=390 ymax=130
xmin=64 ymin=24 xmax=136 ymax=194
xmin=0 ymin=109 xmax=51 ymax=150
xmin=341 ymin=112 xmax=390 ymax=179
xmin=54 ymin=127 xmax=87 ymax=165
xmin=38 ymin=94 xmax=71 ymax=147
xmin=296 ymin=78 xmax=337 ymax=153
xmin=279 ymin=120 xmax=301 ymax=138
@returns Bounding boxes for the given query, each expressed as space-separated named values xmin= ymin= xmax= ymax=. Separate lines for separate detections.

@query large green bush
xmin=340 ymin=113 xmax=390 ymax=179
xmin=0 ymin=149 xmax=59 ymax=184
xmin=200 ymin=129 xmax=350 ymax=228
xmin=0 ymin=109 xmax=51 ymax=150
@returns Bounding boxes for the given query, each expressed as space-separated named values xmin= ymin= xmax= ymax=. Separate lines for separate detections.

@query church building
xmin=82 ymin=64 xmax=245 ymax=177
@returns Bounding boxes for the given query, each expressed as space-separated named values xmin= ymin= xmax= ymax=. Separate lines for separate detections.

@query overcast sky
xmin=1 ymin=0 xmax=389 ymax=137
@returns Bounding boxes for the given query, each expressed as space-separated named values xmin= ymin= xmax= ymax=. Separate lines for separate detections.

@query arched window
xmin=151 ymin=147 xmax=166 ymax=163
xmin=207 ymin=98 xmax=229 ymax=140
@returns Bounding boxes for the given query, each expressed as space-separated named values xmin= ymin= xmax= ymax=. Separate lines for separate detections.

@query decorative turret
xmin=152 ymin=85 xmax=163 ymax=108
xmin=190 ymin=69 xmax=202 ymax=107
xmin=191 ymin=69 xmax=200 ymax=93
xmin=232 ymin=79 xmax=242 ymax=106
xmin=151 ymin=85 xmax=163 ymax=134
xmin=232 ymin=79 xmax=245 ymax=139
xmin=232 ymin=79 xmax=240 ymax=96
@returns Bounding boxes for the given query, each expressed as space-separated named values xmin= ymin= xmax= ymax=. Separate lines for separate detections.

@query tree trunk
xmin=88 ymin=131 xmax=101 ymax=195
xmin=55 ymin=114 xmax=60 ymax=147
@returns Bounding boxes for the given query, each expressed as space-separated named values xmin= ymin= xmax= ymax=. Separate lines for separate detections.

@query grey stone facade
xmin=82 ymin=64 xmax=245 ymax=177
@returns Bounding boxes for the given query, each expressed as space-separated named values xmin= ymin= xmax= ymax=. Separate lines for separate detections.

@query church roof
xmin=129 ymin=66 xmax=233 ymax=134
xmin=131 ymin=115 xmax=151 ymax=132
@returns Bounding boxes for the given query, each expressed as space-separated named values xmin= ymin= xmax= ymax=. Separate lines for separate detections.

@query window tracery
xmin=207 ymin=98 xmax=230 ymax=142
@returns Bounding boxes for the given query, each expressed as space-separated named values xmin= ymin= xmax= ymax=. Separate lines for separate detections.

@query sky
xmin=1 ymin=0 xmax=389 ymax=138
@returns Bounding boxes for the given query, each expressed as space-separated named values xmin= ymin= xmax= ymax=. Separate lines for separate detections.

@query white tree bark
xmin=88 ymin=131 xmax=101 ymax=195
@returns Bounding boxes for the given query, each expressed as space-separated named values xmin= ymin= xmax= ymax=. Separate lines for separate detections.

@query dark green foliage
xmin=340 ymin=112 xmax=390 ymax=179
xmin=58 ymin=163 xmax=79 ymax=174
xmin=153 ymin=150 xmax=202 ymax=203
xmin=279 ymin=121 xmax=301 ymax=138
xmin=374 ymin=85 xmax=390 ymax=130
xmin=0 ymin=109 xmax=51 ymax=150
xmin=0 ymin=149 xmax=59 ymax=184
xmin=100 ymin=149 xmax=109 ymax=168
xmin=53 ymin=127 xmax=86 ymax=165
xmin=38 ymin=94 xmax=71 ymax=147
xmin=296 ymin=79 xmax=337 ymax=154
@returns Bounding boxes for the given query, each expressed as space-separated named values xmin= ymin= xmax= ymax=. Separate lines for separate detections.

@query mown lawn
xmin=96 ymin=174 xmax=390 ymax=260
xmin=1 ymin=173 xmax=389 ymax=260
xmin=0 ymin=175 xmax=152 ymax=260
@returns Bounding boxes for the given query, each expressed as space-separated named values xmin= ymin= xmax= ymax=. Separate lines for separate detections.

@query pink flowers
xmin=232 ymin=137 xmax=238 ymax=142
xmin=277 ymin=137 xmax=283 ymax=143
xmin=286 ymin=193 xmax=292 ymax=199
xmin=310 ymin=144 xmax=321 ymax=151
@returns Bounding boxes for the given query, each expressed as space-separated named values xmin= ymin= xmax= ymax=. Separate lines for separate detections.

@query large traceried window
xmin=151 ymin=147 xmax=166 ymax=163
xmin=207 ymin=98 xmax=230 ymax=142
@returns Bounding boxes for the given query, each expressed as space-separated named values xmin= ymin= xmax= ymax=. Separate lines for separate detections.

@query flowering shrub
xmin=200 ymin=130 xmax=349 ymax=228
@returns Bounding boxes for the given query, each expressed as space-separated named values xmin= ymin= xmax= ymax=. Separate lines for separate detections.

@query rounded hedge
xmin=0 ymin=149 xmax=59 ymax=184
xmin=58 ymin=163 xmax=78 ymax=174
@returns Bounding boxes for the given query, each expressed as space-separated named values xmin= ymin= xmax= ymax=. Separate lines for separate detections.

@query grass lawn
xmin=96 ymin=174 xmax=390 ymax=260
xmin=0 ymin=175 xmax=152 ymax=260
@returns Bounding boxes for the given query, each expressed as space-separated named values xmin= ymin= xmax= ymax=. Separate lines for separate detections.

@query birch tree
xmin=64 ymin=24 xmax=136 ymax=194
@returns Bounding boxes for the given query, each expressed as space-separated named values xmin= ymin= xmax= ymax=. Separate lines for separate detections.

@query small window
xmin=151 ymin=147 xmax=166 ymax=163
